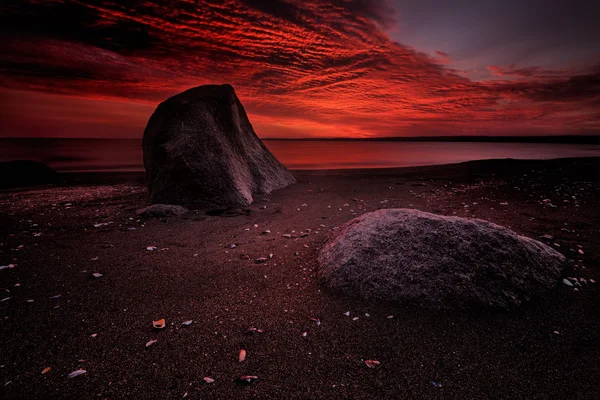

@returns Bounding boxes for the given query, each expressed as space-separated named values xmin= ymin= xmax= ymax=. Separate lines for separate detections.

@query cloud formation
xmin=0 ymin=0 xmax=599 ymax=137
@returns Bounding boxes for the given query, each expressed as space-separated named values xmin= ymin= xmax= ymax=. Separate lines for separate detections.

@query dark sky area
xmin=1 ymin=0 xmax=599 ymax=138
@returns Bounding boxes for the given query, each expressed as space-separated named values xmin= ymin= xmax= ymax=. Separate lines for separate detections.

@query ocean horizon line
xmin=1 ymin=135 xmax=600 ymax=144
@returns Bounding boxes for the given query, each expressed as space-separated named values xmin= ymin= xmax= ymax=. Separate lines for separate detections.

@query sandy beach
xmin=1 ymin=157 xmax=599 ymax=399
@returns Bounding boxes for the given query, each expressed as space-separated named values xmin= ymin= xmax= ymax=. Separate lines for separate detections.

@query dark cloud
xmin=0 ymin=0 xmax=163 ymax=53
xmin=490 ymin=66 xmax=600 ymax=102
xmin=485 ymin=65 xmax=571 ymax=79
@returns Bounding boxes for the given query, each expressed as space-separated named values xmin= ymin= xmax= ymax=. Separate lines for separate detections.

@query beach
xmin=1 ymin=157 xmax=599 ymax=399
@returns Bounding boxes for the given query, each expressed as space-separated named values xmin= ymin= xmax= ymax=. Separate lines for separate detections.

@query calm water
xmin=2 ymin=138 xmax=600 ymax=172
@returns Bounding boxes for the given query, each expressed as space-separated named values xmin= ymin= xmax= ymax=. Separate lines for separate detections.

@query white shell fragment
xmin=67 ymin=369 xmax=87 ymax=378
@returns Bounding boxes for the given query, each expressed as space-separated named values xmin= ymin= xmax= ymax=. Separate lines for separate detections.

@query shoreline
xmin=44 ymin=156 xmax=600 ymax=186
xmin=3 ymin=138 xmax=600 ymax=177
xmin=19 ymin=156 xmax=600 ymax=185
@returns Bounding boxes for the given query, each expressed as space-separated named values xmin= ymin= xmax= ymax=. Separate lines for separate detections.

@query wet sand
xmin=1 ymin=157 xmax=599 ymax=399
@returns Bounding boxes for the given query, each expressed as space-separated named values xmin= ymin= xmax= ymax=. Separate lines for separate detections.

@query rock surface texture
xmin=318 ymin=209 xmax=566 ymax=309
xmin=135 ymin=204 xmax=188 ymax=218
xmin=142 ymin=84 xmax=295 ymax=208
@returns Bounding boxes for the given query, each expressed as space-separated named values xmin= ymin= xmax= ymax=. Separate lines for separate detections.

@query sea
xmin=2 ymin=138 xmax=600 ymax=172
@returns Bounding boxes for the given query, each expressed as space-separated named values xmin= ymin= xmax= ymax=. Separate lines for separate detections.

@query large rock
xmin=318 ymin=209 xmax=565 ymax=309
xmin=142 ymin=84 xmax=295 ymax=208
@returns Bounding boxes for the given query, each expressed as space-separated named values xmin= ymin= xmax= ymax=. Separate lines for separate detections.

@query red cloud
xmin=0 ymin=0 xmax=599 ymax=138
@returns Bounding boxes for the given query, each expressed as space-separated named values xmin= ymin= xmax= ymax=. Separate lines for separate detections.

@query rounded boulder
xmin=318 ymin=209 xmax=566 ymax=309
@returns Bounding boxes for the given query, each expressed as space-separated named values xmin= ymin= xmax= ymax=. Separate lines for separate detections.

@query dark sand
xmin=1 ymin=157 xmax=599 ymax=399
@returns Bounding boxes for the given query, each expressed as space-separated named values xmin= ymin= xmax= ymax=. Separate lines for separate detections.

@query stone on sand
xmin=318 ymin=209 xmax=565 ymax=309
xmin=0 ymin=160 xmax=59 ymax=189
xmin=136 ymin=204 xmax=188 ymax=217
xmin=142 ymin=84 xmax=295 ymax=208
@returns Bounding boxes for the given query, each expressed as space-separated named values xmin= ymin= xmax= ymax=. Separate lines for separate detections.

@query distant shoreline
xmin=37 ymin=156 xmax=600 ymax=186
xmin=1 ymin=135 xmax=600 ymax=144
xmin=261 ymin=135 xmax=600 ymax=144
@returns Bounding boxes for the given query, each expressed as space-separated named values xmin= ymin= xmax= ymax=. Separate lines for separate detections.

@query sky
xmin=1 ymin=0 xmax=599 ymax=138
